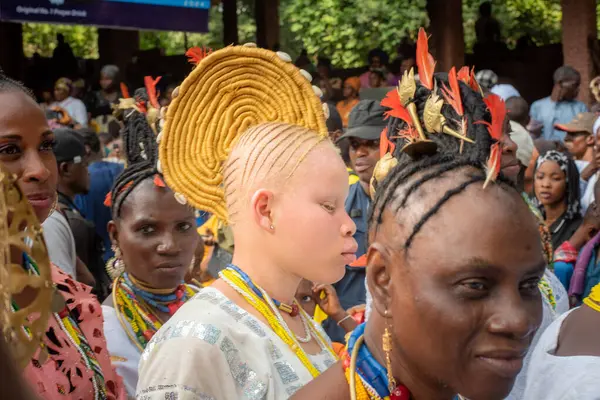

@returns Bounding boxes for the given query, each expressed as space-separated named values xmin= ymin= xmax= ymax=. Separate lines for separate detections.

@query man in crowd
xmin=530 ymin=65 xmax=588 ymax=141
xmin=43 ymin=129 xmax=98 ymax=289
xmin=322 ymin=100 xmax=386 ymax=343
xmin=75 ymin=128 xmax=124 ymax=263
xmin=556 ymin=113 xmax=599 ymax=212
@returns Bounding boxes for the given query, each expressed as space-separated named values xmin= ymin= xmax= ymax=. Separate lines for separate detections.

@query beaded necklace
xmin=227 ymin=264 xmax=300 ymax=316
xmin=342 ymin=324 xmax=409 ymax=400
xmin=583 ymin=282 xmax=600 ymax=313
xmin=219 ymin=266 xmax=336 ymax=377
xmin=21 ymin=253 xmax=107 ymax=400
xmin=113 ymin=272 xmax=198 ymax=351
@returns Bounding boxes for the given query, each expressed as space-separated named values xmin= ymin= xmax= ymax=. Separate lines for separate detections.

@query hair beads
xmin=159 ymin=46 xmax=328 ymax=221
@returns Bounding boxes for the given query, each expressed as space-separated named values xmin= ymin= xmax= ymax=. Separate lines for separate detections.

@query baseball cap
xmin=337 ymin=100 xmax=386 ymax=142
xmin=554 ymin=112 xmax=597 ymax=135
xmin=53 ymin=128 xmax=86 ymax=164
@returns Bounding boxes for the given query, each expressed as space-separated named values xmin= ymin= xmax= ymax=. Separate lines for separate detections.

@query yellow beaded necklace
xmin=220 ymin=268 xmax=336 ymax=377
xmin=583 ymin=282 xmax=600 ymax=313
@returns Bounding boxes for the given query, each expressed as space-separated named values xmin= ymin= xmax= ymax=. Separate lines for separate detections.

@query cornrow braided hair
xmin=370 ymin=73 xmax=516 ymax=253
xmin=109 ymin=106 xmax=161 ymax=218
xmin=158 ymin=45 xmax=327 ymax=221
xmin=0 ymin=68 xmax=35 ymax=99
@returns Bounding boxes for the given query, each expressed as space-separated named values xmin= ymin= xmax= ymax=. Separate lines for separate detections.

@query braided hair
xmin=109 ymin=105 xmax=161 ymax=218
xmin=370 ymin=73 xmax=516 ymax=252
xmin=0 ymin=68 xmax=35 ymax=99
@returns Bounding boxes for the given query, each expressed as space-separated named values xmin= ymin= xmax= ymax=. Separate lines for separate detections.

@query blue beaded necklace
xmin=226 ymin=264 xmax=299 ymax=316
xmin=123 ymin=273 xmax=188 ymax=314
xmin=347 ymin=323 xmax=391 ymax=397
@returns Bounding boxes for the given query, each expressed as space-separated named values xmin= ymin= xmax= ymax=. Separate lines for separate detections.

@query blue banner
xmin=0 ymin=0 xmax=209 ymax=32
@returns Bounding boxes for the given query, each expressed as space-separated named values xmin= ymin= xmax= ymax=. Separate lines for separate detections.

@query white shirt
xmin=524 ymin=308 xmax=600 ymax=399
xmin=42 ymin=210 xmax=77 ymax=278
xmin=51 ymin=96 xmax=88 ymax=127
xmin=581 ymin=172 xmax=599 ymax=214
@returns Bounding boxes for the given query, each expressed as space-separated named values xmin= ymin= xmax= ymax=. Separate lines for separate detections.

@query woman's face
xmin=534 ymin=160 xmax=566 ymax=207
xmin=369 ymin=172 xmax=544 ymax=400
xmin=0 ymin=91 xmax=57 ymax=223
xmin=99 ymin=73 xmax=114 ymax=91
xmin=109 ymin=180 xmax=199 ymax=289
xmin=271 ymin=143 xmax=357 ymax=285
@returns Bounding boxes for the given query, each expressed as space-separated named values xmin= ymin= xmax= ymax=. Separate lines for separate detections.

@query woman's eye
xmin=139 ymin=225 xmax=155 ymax=234
xmin=0 ymin=144 xmax=21 ymax=155
xmin=520 ymin=277 xmax=541 ymax=294
xmin=461 ymin=280 xmax=488 ymax=292
xmin=301 ymin=295 xmax=312 ymax=303
xmin=177 ymin=222 xmax=192 ymax=232
xmin=321 ymin=203 xmax=336 ymax=213
xmin=40 ymin=139 xmax=56 ymax=152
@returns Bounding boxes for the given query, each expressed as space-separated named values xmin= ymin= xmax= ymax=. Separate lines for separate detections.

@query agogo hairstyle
xmin=158 ymin=45 xmax=329 ymax=222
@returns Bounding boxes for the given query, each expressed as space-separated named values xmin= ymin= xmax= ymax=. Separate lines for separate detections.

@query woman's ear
xmin=366 ymin=242 xmax=394 ymax=317
xmin=250 ymin=189 xmax=275 ymax=232
xmin=107 ymin=220 xmax=119 ymax=247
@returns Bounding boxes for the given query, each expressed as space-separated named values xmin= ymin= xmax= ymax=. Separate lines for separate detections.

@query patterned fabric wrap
xmin=23 ymin=265 xmax=125 ymax=399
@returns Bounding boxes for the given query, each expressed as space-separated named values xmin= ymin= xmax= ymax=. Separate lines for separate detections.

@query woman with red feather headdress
xmin=290 ymin=27 xmax=566 ymax=400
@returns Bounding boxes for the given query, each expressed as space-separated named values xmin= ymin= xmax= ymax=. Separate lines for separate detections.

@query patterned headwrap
xmin=533 ymin=150 xmax=581 ymax=220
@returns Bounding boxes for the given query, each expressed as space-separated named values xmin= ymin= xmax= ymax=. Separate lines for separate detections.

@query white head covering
xmin=593 ymin=115 xmax=600 ymax=137
xmin=509 ymin=120 xmax=534 ymax=167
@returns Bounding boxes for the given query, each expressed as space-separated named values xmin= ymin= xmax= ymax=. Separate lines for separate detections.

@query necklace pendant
xmin=390 ymin=385 xmax=410 ymax=400
xmin=290 ymin=304 xmax=299 ymax=317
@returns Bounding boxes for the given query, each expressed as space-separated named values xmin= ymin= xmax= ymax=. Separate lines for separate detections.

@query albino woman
xmin=136 ymin=47 xmax=357 ymax=398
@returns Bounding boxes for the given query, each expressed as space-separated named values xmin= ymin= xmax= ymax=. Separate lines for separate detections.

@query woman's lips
xmin=26 ymin=193 xmax=53 ymax=210
xmin=476 ymin=355 xmax=524 ymax=379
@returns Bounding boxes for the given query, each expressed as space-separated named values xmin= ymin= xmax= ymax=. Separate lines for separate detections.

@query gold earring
xmin=106 ymin=245 xmax=125 ymax=280
xmin=383 ymin=308 xmax=396 ymax=393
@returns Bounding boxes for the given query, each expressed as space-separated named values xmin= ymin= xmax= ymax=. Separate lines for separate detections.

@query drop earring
xmin=383 ymin=308 xmax=396 ymax=393
xmin=106 ymin=244 xmax=125 ymax=280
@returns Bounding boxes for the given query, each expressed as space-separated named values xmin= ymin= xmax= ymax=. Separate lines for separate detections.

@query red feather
xmin=186 ymin=46 xmax=212 ymax=65
xmin=379 ymin=127 xmax=395 ymax=157
xmin=136 ymin=101 xmax=147 ymax=114
xmin=441 ymin=67 xmax=464 ymax=116
xmin=153 ymin=174 xmax=166 ymax=188
xmin=103 ymin=192 xmax=112 ymax=207
xmin=484 ymin=142 xmax=502 ymax=188
xmin=381 ymin=89 xmax=412 ymax=124
xmin=469 ymin=67 xmax=481 ymax=93
xmin=397 ymin=126 xmax=420 ymax=142
xmin=120 ymin=83 xmax=130 ymax=99
xmin=416 ymin=27 xmax=435 ymax=90
xmin=144 ymin=76 xmax=162 ymax=110
xmin=481 ymin=93 xmax=506 ymax=140
xmin=457 ymin=66 xmax=470 ymax=84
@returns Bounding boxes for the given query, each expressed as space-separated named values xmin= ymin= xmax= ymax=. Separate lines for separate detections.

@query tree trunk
xmin=223 ymin=0 xmax=239 ymax=45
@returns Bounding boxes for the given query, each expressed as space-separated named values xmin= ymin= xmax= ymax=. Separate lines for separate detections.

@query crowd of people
xmin=1 ymin=22 xmax=600 ymax=400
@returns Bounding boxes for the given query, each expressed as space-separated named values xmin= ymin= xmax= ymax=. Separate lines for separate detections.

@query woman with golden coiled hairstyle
xmin=135 ymin=46 xmax=357 ymax=399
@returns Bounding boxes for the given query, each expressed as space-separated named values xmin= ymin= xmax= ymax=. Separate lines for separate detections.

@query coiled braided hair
xmin=109 ymin=98 xmax=161 ymax=218
xmin=370 ymin=73 xmax=515 ymax=252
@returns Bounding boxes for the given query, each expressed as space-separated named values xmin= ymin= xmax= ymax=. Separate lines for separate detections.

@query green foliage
xmin=139 ymin=3 xmax=256 ymax=55
xmin=22 ymin=23 xmax=98 ymax=58
xmin=280 ymin=0 xmax=428 ymax=68
xmin=17 ymin=0 xmax=588 ymax=69
xmin=462 ymin=0 xmax=562 ymax=52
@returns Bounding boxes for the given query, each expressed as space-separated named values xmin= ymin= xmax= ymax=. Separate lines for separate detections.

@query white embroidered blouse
xmin=136 ymin=286 xmax=336 ymax=399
